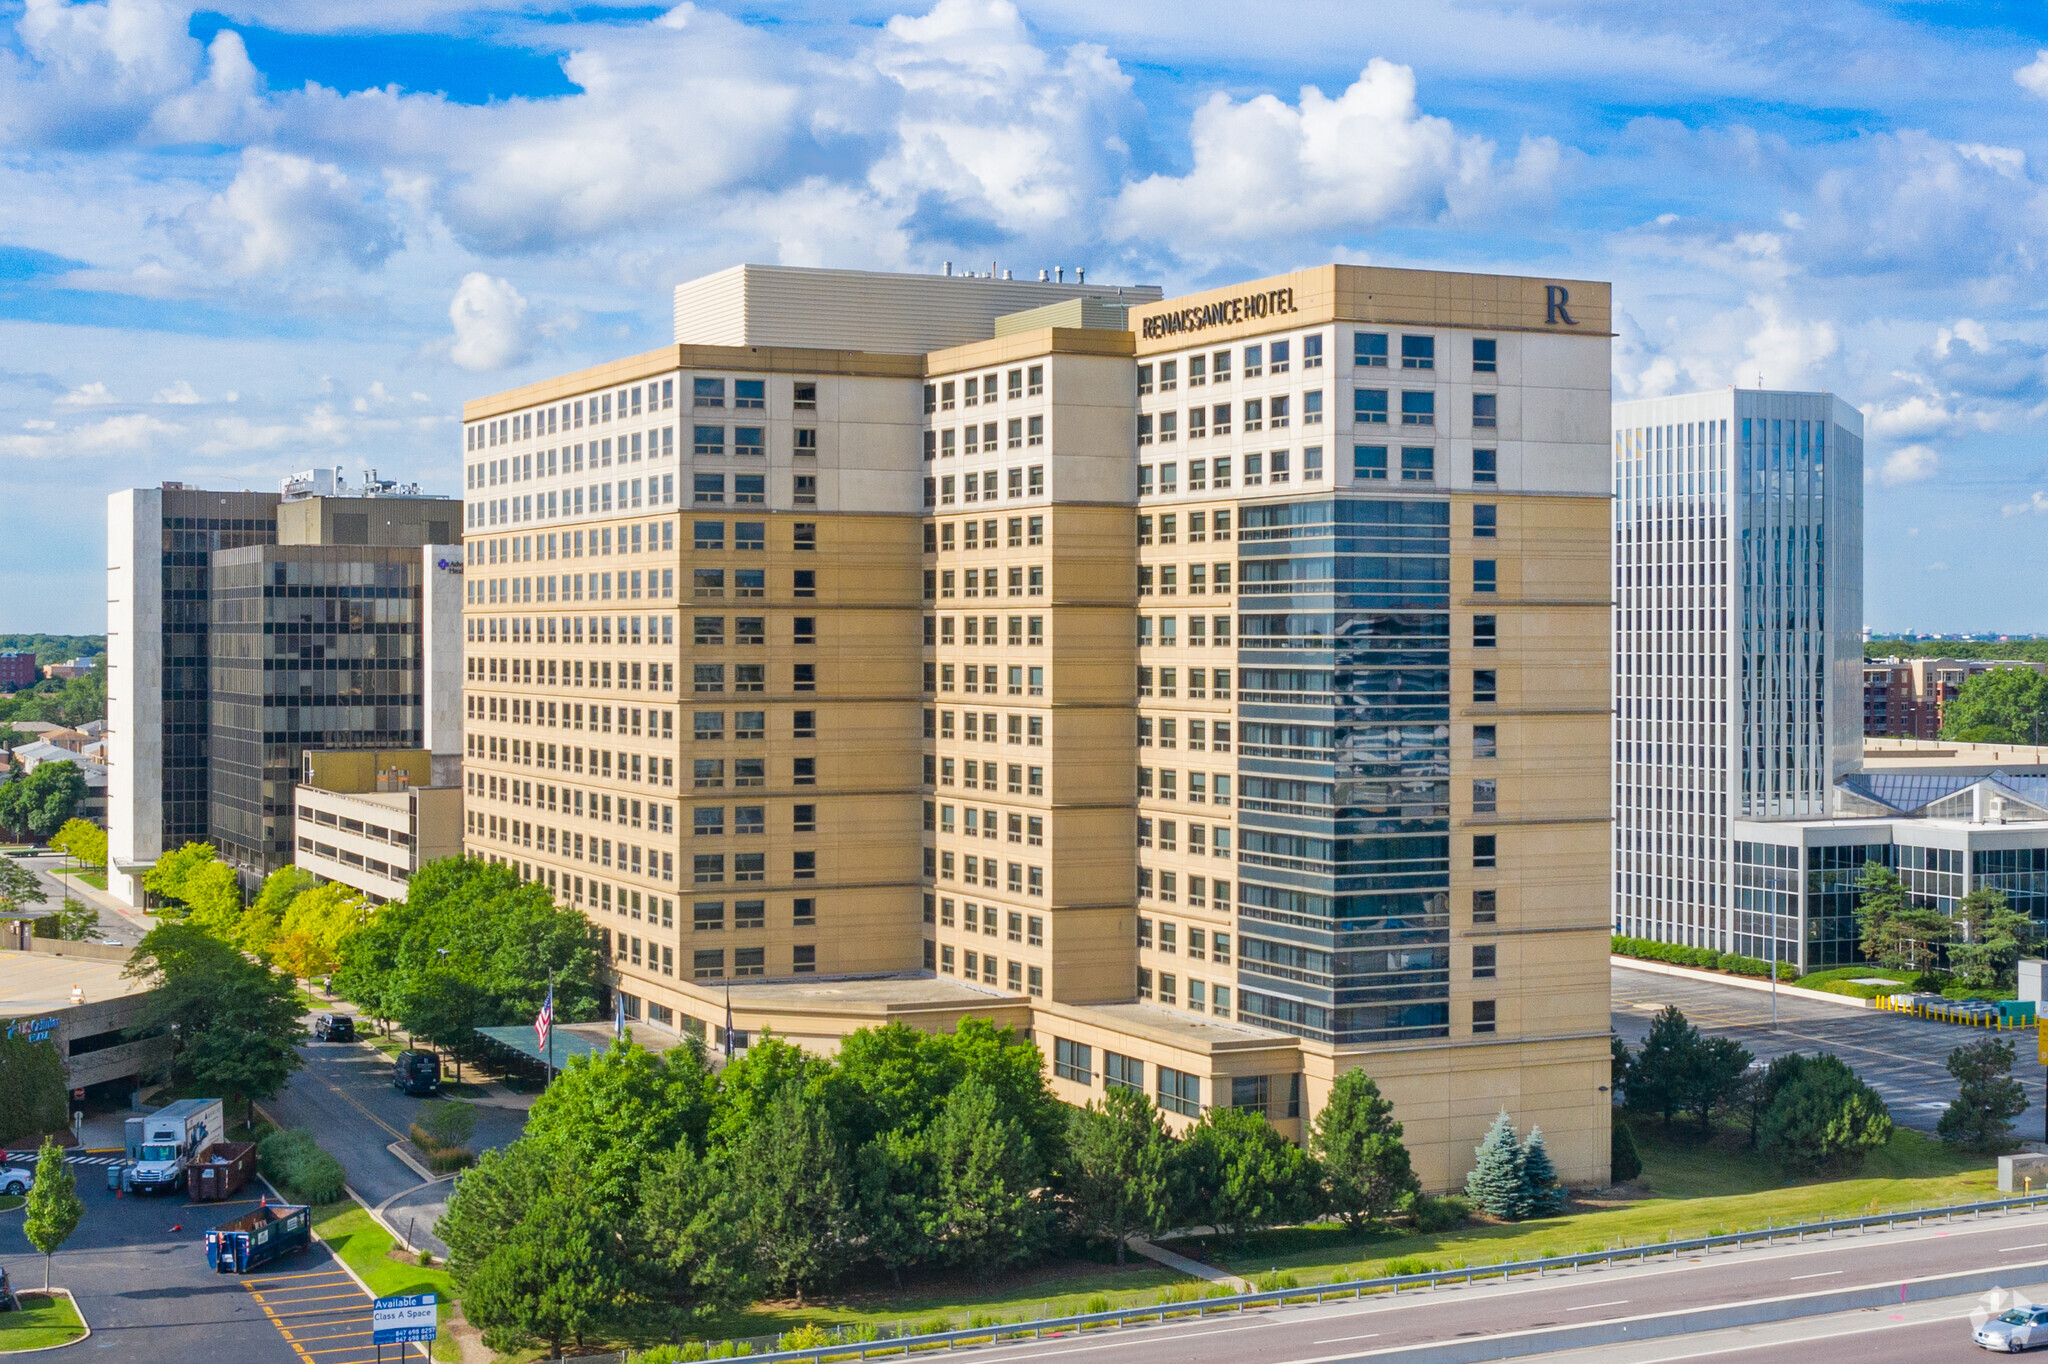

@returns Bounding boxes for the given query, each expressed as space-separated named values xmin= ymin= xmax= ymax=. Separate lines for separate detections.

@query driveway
xmin=263 ymin=1011 xmax=530 ymax=1258
xmin=1612 ymin=963 xmax=2048 ymax=1138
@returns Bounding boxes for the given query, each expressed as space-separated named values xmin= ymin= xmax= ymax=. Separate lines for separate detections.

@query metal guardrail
xmin=700 ymin=1190 xmax=2048 ymax=1364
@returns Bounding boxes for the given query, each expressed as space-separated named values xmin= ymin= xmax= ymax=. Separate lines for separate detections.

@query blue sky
xmin=4 ymin=1 xmax=2048 ymax=632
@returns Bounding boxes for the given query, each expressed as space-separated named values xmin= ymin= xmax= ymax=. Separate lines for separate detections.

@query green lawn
xmin=310 ymin=1201 xmax=462 ymax=1362
xmin=72 ymin=870 xmax=106 ymax=891
xmin=0 ymin=1289 xmax=87 ymax=1352
xmin=1794 ymin=965 xmax=1912 ymax=998
xmin=1164 ymin=1124 xmax=1996 ymax=1285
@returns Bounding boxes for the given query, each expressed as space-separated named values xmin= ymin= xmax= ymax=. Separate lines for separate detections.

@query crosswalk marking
xmin=3 ymin=1151 xmax=125 ymax=1166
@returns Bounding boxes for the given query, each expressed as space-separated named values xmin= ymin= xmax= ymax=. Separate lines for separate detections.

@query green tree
xmin=1065 ymin=1085 xmax=1173 ymax=1261
xmin=29 ymin=898 xmax=97 ymax=941
xmin=628 ymin=1141 xmax=753 ymax=1336
xmin=923 ymin=1076 xmax=1051 ymax=1281
xmin=1311 ymin=1069 xmax=1419 ymax=1231
xmin=1518 ymin=1126 xmax=1566 ymax=1216
xmin=522 ymin=1039 xmax=718 ymax=1216
xmin=462 ymin=1180 xmax=622 ymax=1358
xmin=124 ymin=922 xmax=305 ymax=1125
xmin=0 ymin=1034 xmax=66 ymax=1146
xmin=1178 ymin=1105 xmax=1319 ymax=1243
xmin=439 ymin=1140 xmax=555 ymax=1286
xmin=271 ymin=881 xmax=371 ymax=982
xmin=1625 ymin=1006 xmax=1697 ymax=1129
xmin=1609 ymin=1115 xmax=1642 ymax=1183
xmin=1938 ymin=1037 xmax=2030 ymax=1152
xmin=1949 ymin=887 xmax=2036 ymax=991
xmin=728 ymin=1083 xmax=852 ymax=1303
xmin=22 ymin=1134 xmax=82 ymax=1291
xmin=1464 ymin=1111 xmax=1528 ymax=1219
xmin=1942 ymin=666 xmax=2048 ymax=744
xmin=1854 ymin=861 xmax=1954 ymax=973
xmin=396 ymin=967 xmax=488 ymax=1078
xmin=1760 ymin=1053 xmax=1893 ymax=1168
xmin=1610 ymin=1034 xmax=1632 ymax=1105
xmin=48 ymin=818 xmax=105 ymax=871
xmin=1681 ymin=1035 xmax=1755 ymax=1136
xmin=0 ymin=760 xmax=85 ymax=840
xmin=0 ymin=856 xmax=47 ymax=921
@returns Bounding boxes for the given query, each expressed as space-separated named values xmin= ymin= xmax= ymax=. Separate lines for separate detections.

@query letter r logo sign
xmin=1545 ymin=285 xmax=1575 ymax=326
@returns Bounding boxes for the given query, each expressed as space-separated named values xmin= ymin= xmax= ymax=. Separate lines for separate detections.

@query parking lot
xmin=1612 ymin=964 xmax=2048 ymax=1137
xmin=0 ymin=1154 xmax=385 ymax=1364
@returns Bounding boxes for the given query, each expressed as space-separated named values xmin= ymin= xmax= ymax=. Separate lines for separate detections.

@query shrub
xmin=1408 ymin=1193 xmax=1470 ymax=1232
xmin=415 ymin=1099 xmax=476 ymax=1149
xmin=916 ymin=1317 xmax=953 ymax=1336
xmin=775 ymin=1325 xmax=834 ymax=1351
xmin=1610 ymin=935 xmax=1795 ymax=982
xmin=1760 ymin=1053 xmax=1893 ymax=1169
xmin=1250 ymin=1270 xmax=1298 ymax=1292
xmin=1202 ymin=1283 xmax=1236 ymax=1299
xmin=1382 ymin=1255 xmax=1440 ymax=1277
xmin=256 ymin=1127 xmax=346 ymax=1204
xmin=1157 ymin=1283 xmax=1201 ymax=1304
xmin=1081 ymin=1295 xmax=1110 ymax=1315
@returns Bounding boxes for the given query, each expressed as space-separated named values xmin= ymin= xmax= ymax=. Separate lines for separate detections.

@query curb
xmin=1344 ymin=1260 xmax=2048 ymax=1363
xmin=0 ymin=1286 xmax=91 ymax=1355
xmin=258 ymin=1175 xmax=430 ymax=1362
xmin=385 ymin=1141 xmax=435 ymax=1184
xmin=1612 ymin=956 xmax=1873 ymax=1008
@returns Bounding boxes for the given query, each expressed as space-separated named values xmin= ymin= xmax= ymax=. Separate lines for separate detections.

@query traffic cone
xmin=169 ymin=1224 xmax=181 ymax=1232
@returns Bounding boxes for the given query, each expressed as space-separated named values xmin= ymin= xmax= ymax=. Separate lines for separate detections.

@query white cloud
xmin=1925 ymin=561 xmax=1950 ymax=572
xmin=2016 ymin=50 xmax=2048 ymax=99
xmin=153 ymin=379 xmax=201 ymax=404
xmin=0 ymin=411 xmax=178 ymax=458
xmin=56 ymin=382 xmax=116 ymax=406
xmin=448 ymin=272 xmax=529 ymax=371
xmin=1113 ymin=58 xmax=1555 ymax=247
xmin=2004 ymin=491 xmax=2048 ymax=517
xmin=167 ymin=147 xmax=402 ymax=276
xmin=1879 ymin=443 xmax=1941 ymax=486
xmin=1739 ymin=295 xmax=1837 ymax=390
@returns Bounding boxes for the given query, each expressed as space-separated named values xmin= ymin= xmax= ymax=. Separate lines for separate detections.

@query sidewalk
xmin=1126 ymin=1233 xmax=1251 ymax=1291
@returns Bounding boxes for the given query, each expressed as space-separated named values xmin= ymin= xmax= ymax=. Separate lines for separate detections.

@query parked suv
xmin=392 ymin=1049 xmax=441 ymax=1096
xmin=312 ymin=1014 xmax=356 ymax=1043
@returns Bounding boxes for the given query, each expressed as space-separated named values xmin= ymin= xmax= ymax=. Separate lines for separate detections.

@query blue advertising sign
xmin=372 ymin=1292 xmax=437 ymax=1344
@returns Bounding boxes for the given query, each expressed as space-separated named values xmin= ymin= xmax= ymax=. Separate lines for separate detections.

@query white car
xmin=0 ymin=1166 xmax=32 ymax=1197
xmin=1978 ymin=1305 xmax=2048 ymax=1351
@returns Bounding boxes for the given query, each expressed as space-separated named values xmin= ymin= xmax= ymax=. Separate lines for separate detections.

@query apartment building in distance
xmin=1863 ymin=656 xmax=2048 ymax=739
xmin=460 ymin=263 xmax=1614 ymax=1187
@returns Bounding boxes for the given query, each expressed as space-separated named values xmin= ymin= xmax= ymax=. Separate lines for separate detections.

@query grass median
xmin=310 ymin=1201 xmax=462 ymax=1363
xmin=0 ymin=1290 xmax=87 ymax=1352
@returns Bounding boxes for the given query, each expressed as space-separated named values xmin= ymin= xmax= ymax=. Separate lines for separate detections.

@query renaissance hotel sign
xmin=1140 ymin=287 xmax=1300 ymax=339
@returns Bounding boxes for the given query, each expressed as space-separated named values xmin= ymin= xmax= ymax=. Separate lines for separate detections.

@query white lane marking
xmin=1309 ymin=1334 xmax=1378 ymax=1345
xmin=1787 ymin=1270 xmax=1842 ymax=1280
xmin=2005 ymin=1243 xmax=2048 ymax=1251
xmin=1565 ymin=1298 xmax=1630 ymax=1311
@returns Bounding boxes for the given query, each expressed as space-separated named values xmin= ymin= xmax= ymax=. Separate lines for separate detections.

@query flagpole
xmin=545 ymin=972 xmax=555 ymax=1087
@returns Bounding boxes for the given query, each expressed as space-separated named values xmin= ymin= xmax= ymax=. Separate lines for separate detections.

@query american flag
xmin=534 ymin=983 xmax=554 ymax=1053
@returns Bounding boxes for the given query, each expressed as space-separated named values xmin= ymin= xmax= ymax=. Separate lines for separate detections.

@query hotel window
xmin=1401 ymin=335 xmax=1435 ymax=369
xmin=1211 ymin=348 xmax=1231 ymax=382
xmin=735 ymin=426 xmax=765 ymax=456
xmin=1055 ymin=1038 xmax=1094 ymax=1083
xmin=735 ymin=474 xmax=765 ymax=505
xmin=1244 ymin=343 xmax=1263 ymax=378
xmin=1188 ymin=406 xmax=1206 ymax=439
xmin=1472 ymin=1000 xmax=1497 ymax=1034
xmin=693 ymin=949 xmax=724 ymax=980
xmin=1472 ymin=393 xmax=1497 ymax=429
xmin=1212 ymin=402 xmax=1231 ymax=436
xmin=1270 ymin=339 xmax=1289 ymax=373
xmin=1007 ymin=368 xmax=1023 ymax=399
xmin=1354 ymin=445 xmax=1388 ymax=481
xmin=1473 ymin=888 xmax=1498 ymax=923
xmin=1474 ymin=447 xmax=1498 ymax=484
xmin=1400 ymin=447 xmax=1434 ymax=482
xmin=1303 ymin=390 xmax=1323 ymax=424
xmin=735 ymin=946 xmax=766 ymax=977
xmin=1355 ymin=331 xmax=1388 ymax=367
xmin=1189 ymin=354 xmax=1206 ymax=385
xmin=1159 ymin=359 xmax=1178 ymax=390
xmin=1243 ymin=398 xmax=1262 ymax=431
xmin=1027 ymin=415 xmax=1044 ymax=446
xmin=1104 ymin=1051 xmax=1143 ymax=1092
xmin=794 ymin=382 xmax=817 ymax=410
xmin=1160 ymin=411 xmax=1178 ymax=443
xmin=1139 ymin=416 xmax=1153 ymax=448
xmin=1474 ymin=668 xmax=1497 ymax=703
xmin=1270 ymin=395 xmax=1290 ymax=428
xmin=1474 ymin=559 xmax=1496 ymax=592
xmin=693 ymin=426 xmax=725 ymax=456
xmin=1354 ymin=388 xmax=1388 ymax=424
xmin=1157 ymin=1066 xmax=1200 ymax=1117
xmin=1473 ymin=944 xmax=1497 ymax=979
xmin=1472 ymin=337 xmax=1497 ymax=373
xmin=1474 ymin=504 xmax=1497 ymax=537
xmin=1473 ymin=834 xmax=1497 ymax=870
xmin=1474 ymin=724 xmax=1498 ymax=759
xmin=734 ymin=378 xmax=764 ymax=409
xmin=1400 ymin=391 xmax=1434 ymax=426
xmin=1303 ymin=333 xmax=1323 ymax=368
xmin=1027 ymin=364 xmax=1043 ymax=395
xmin=1007 ymin=419 xmax=1023 ymax=449
xmin=694 ymin=377 xmax=725 ymax=408
xmin=1472 ymin=778 xmax=1497 ymax=814
xmin=1138 ymin=364 xmax=1154 ymax=396
xmin=1303 ymin=445 xmax=1323 ymax=480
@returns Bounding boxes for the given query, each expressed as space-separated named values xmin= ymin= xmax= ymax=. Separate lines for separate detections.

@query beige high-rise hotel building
xmin=458 ymin=263 xmax=1613 ymax=1188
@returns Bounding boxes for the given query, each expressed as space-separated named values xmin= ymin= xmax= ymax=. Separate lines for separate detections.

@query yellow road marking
xmin=286 ymin=1328 xmax=376 ymax=1344
xmin=253 ymin=1291 xmax=368 ymax=1307
xmin=253 ymin=1269 xmax=358 ymax=1282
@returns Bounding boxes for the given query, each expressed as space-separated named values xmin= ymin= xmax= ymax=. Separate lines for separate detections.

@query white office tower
xmin=1611 ymin=390 xmax=1864 ymax=960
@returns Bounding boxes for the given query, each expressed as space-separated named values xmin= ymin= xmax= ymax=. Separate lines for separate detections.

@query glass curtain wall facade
xmin=159 ymin=495 xmax=280 ymax=844
xmin=209 ymin=547 xmax=427 ymax=878
xmin=1613 ymin=391 xmax=1864 ymax=968
xmin=1234 ymin=498 xmax=1452 ymax=1043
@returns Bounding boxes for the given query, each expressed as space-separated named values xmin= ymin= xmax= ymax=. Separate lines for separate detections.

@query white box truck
xmin=119 ymin=1099 xmax=225 ymax=1195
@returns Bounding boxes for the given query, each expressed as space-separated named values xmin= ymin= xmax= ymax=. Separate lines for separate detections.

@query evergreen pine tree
xmin=1518 ymin=1126 xmax=1566 ymax=1216
xmin=1610 ymin=1115 xmax=1642 ymax=1183
xmin=1463 ymin=1111 xmax=1528 ymax=1220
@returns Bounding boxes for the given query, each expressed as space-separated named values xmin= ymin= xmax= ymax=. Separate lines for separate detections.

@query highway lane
xmin=1611 ymin=964 xmax=2048 ymax=1138
xmin=1538 ymin=1290 xmax=1990 ymax=1361
xmin=908 ymin=1206 xmax=2048 ymax=1364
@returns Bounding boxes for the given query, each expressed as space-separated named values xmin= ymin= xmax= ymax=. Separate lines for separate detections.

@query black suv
xmin=312 ymin=1014 xmax=356 ymax=1043
xmin=392 ymin=1049 xmax=441 ymax=1096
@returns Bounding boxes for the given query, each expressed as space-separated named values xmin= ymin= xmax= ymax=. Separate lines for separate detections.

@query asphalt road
xmin=1541 ymin=1288 xmax=2000 ymax=1361
xmin=914 ymin=1206 xmax=2048 ymax=1364
xmin=1611 ymin=964 xmax=2048 ymax=1138
xmin=13 ymin=848 xmax=150 ymax=943
xmin=0 ymin=1163 xmax=357 ymax=1364
xmin=263 ymin=1015 xmax=528 ymax=1257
